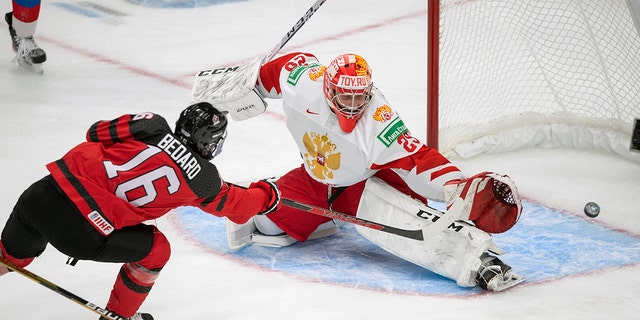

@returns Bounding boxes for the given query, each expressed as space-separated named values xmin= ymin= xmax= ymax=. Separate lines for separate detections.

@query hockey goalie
xmin=193 ymin=51 xmax=525 ymax=291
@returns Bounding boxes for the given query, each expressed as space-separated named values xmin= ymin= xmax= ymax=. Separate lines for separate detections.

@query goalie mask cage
xmin=427 ymin=0 xmax=640 ymax=162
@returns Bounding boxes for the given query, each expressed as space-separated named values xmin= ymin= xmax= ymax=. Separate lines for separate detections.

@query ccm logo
xmin=416 ymin=209 xmax=463 ymax=233
xmin=197 ymin=66 xmax=239 ymax=77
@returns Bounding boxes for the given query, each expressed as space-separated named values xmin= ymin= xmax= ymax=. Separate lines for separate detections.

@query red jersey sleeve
xmin=257 ymin=52 xmax=319 ymax=97
xmin=371 ymin=144 xmax=464 ymax=203
xmin=199 ymin=182 xmax=273 ymax=224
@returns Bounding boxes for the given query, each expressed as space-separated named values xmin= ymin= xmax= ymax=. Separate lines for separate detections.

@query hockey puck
xmin=584 ymin=202 xmax=600 ymax=218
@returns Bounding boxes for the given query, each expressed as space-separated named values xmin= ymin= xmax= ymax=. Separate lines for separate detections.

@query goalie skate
xmin=477 ymin=253 xmax=525 ymax=292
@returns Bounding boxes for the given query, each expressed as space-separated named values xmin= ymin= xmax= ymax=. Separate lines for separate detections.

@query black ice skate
xmin=631 ymin=118 xmax=640 ymax=152
xmin=5 ymin=12 xmax=47 ymax=74
xmin=476 ymin=253 xmax=525 ymax=291
xmin=99 ymin=312 xmax=154 ymax=320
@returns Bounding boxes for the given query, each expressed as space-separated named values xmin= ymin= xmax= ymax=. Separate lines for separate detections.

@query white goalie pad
xmin=191 ymin=57 xmax=267 ymax=121
xmin=226 ymin=217 xmax=297 ymax=250
xmin=356 ymin=177 xmax=503 ymax=287
xmin=226 ymin=217 xmax=340 ymax=250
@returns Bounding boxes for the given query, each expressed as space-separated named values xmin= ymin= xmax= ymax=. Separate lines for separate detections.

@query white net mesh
xmin=437 ymin=0 xmax=640 ymax=160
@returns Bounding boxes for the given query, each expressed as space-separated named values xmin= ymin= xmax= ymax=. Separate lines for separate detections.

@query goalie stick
xmin=191 ymin=0 xmax=327 ymax=120
xmin=263 ymin=0 xmax=327 ymax=63
xmin=0 ymin=257 xmax=125 ymax=320
xmin=281 ymin=196 xmax=466 ymax=241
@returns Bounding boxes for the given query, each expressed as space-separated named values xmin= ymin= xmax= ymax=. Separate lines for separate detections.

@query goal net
xmin=427 ymin=0 xmax=640 ymax=162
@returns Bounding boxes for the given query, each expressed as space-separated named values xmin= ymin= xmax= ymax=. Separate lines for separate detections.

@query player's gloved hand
xmin=250 ymin=179 xmax=281 ymax=215
xmin=443 ymin=172 xmax=522 ymax=233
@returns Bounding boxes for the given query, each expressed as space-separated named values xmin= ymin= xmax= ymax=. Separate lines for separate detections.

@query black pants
xmin=1 ymin=175 xmax=153 ymax=263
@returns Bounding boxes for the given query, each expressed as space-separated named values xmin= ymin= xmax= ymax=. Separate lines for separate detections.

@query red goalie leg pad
xmin=106 ymin=229 xmax=170 ymax=317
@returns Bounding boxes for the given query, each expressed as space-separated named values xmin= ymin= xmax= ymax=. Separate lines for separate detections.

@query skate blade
xmin=490 ymin=271 xmax=525 ymax=292
xmin=13 ymin=56 xmax=44 ymax=75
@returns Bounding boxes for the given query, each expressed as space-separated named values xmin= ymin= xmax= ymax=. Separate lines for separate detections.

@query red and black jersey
xmin=46 ymin=112 xmax=270 ymax=236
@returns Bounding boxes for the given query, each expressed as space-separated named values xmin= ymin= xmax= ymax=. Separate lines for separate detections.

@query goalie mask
xmin=175 ymin=102 xmax=228 ymax=160
xmin=323 ymin=53 xmax=373 ymax=133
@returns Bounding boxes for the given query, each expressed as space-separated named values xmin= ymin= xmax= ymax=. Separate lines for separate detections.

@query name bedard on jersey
xmin=157 ymin=133 xmax=202 ymax=180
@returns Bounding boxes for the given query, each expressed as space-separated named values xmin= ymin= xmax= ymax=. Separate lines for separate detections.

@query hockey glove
xmin=191 ymin=57 xmax=267 ymax=121
xmin=250 ymin=179 xmax=281 ymax=215
xmin=443 ymin=172 xmax=522 ymax=233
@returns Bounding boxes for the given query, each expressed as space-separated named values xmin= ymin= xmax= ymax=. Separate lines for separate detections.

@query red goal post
xmin=427 ymin=0 xmax=640 ymax=162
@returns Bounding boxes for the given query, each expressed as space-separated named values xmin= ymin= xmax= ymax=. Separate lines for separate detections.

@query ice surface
xmin=1 ymin=1 xmax=638 ymax=319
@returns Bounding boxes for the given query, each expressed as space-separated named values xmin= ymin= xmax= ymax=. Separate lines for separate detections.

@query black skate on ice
xmin=476 ymin=253 xmax=525 ymax=291
xmin=631 ymin=118 xmax=640 ymax=152
xmin=5 ymin=12 xmax=47 ymax=74
xmin=99 ymin=312 xmax=154 ymax=320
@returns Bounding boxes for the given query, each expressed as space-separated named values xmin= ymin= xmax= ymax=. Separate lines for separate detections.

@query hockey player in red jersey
xmin=210 ymin=52 xmax=524 ymax=291
xmin=0 ymin=102 xmax=280 ymax=320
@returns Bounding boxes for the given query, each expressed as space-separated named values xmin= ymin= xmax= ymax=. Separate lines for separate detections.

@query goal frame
xmin=426 ymin=0 xmax=640 ymax=162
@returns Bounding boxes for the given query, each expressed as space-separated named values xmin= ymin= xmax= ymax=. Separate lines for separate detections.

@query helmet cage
xmin=327 ymin=81 xmax=373 ymax=119
xmin=323 ymin=54 xmax=373 ymax=132
xmin=192 ymin=123 xmax=227 ymax=160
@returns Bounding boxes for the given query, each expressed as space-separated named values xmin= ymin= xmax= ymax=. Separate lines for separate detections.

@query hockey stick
xmin=263 ymin=0 xmax=327 ymax=63
xmin=0 ymin=257 xmax=125 ymax=320
xmin=191 ymin=0 xmax=327 ymax=118
xmin=281 ymin=197 xmax=466 ymax=241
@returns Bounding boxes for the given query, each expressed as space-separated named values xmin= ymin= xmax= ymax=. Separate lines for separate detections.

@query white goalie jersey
xmin=257 ymin=52 xmax=463 ymax=200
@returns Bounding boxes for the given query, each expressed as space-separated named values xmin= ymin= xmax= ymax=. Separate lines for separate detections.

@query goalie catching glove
xmin=191 ymin=57 xmax=267 ymax=121
xmin=444 ymin=172 xmax=522 ymax=233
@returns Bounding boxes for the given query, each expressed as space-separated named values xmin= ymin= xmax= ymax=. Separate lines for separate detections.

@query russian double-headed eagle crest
xmin=302 ymin=132 xmax=341 ymax=180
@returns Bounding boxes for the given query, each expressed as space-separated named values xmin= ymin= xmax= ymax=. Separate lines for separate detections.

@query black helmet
xmin=175 ymin=102 xmax=228 ymax=160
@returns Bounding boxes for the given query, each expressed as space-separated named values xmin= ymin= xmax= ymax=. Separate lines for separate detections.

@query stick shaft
xmin=281 ymin=197 xmax=467 ymax=241
xmin=0 ymin=257 xmax=124 ymax=320
xmin=263 ymin=0 xmax=327 ymax=63
xmin=281 ymin=198 xmax=427 ymax=240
